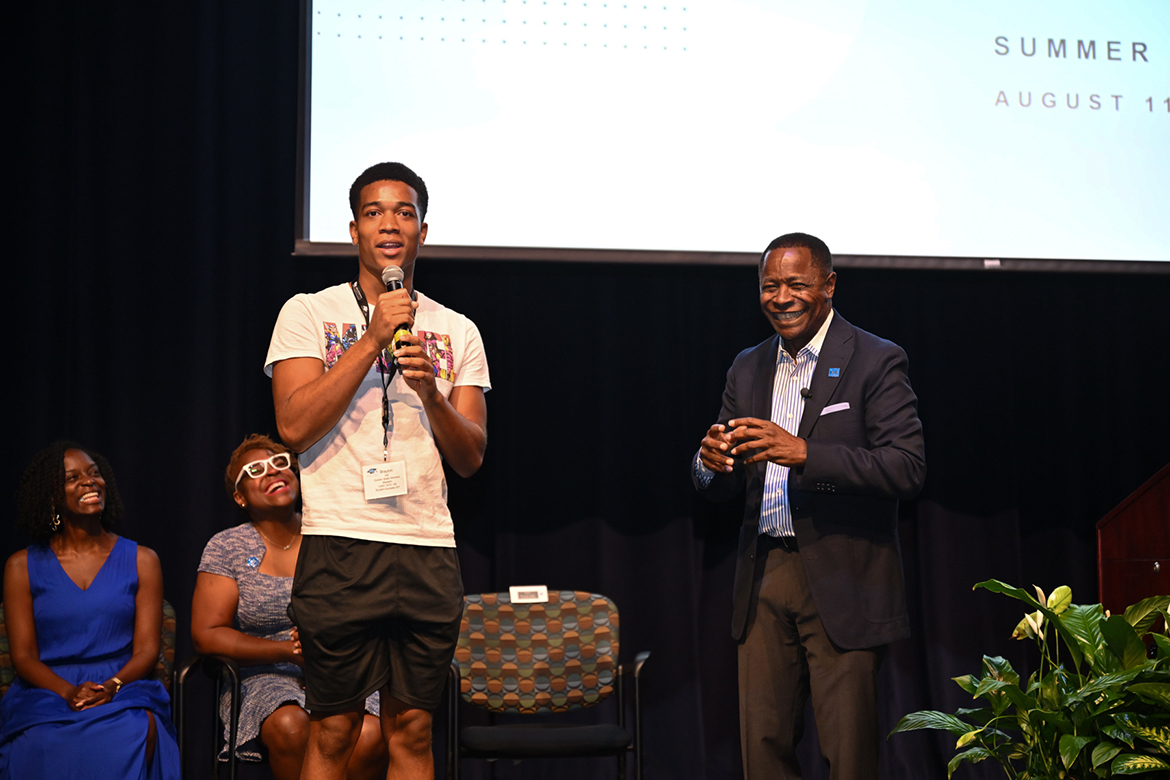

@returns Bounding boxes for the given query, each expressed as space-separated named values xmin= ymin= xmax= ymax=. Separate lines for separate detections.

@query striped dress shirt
xmin=759 ymin=345 xmax=818 ymax=537
xmin=695 ymin=310 xmax=834 ymax=538
xmin=758 ymin=308 xmax=833 ymax=538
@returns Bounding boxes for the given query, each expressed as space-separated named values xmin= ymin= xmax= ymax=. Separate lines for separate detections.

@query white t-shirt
xmin=264 ymin=282 xmax=491 ymax=547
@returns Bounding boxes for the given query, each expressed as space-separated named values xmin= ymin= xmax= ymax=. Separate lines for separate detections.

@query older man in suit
xmin=694 ymin=232 xmax=925 ymax=779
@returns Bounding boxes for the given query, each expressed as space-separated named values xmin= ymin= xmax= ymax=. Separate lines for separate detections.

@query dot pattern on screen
xmin=315 ymin=1 xmax=688 ymax=51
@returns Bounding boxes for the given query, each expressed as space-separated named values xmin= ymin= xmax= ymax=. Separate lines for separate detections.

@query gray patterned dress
xmin=198 ymin=524 xmax=380 ymax=761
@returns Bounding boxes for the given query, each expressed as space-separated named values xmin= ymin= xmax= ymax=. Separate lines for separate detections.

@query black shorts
xmin=288 ymin=535 xmax=464 ymax=714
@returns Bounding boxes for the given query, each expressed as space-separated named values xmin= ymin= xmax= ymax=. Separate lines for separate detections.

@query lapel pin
xmin=828 ymin=368 xmax=841 ymax=377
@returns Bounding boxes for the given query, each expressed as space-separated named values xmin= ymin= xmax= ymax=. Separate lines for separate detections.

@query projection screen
xmin=297 ymin=0 xmax=1169 ymax=270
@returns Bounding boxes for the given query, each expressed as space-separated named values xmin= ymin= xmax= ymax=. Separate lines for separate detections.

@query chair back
xmin=158 ymin=599 xmax=177 ymax=692
xmin=0 ymin=600 xmax=178 ymax=697
xmin=0 ymin=605 xmax=13 ymax=698
xmin=453 ymin=590 xmax=619 ymax=715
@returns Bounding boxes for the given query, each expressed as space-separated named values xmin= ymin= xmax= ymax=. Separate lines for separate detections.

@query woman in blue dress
xmin=191 ymin=434 xmax=386 ymax=779
xmin=0 ymin=441 xmax=180 ymax=779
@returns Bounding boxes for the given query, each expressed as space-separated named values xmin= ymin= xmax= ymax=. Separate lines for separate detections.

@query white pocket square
xmin=820 ymin=402 xmax=850 ymax=416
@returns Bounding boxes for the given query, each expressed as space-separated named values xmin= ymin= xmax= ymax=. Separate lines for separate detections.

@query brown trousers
xmin=738 ymin=535 xmax=882 ymax=780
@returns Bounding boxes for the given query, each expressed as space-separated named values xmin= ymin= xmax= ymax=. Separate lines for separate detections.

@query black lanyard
xmin=350 ymin=279 xmax=411 ymax=460
xmin=350 ymin=278 xmax=416 ymax=321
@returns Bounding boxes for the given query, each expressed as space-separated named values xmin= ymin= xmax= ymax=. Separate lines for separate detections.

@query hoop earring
xmin=50 ymin=510 xmax=61 ymax=532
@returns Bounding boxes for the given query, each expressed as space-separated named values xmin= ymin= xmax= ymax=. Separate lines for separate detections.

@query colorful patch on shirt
xmin=324 ymin=322 xmax=393 ymax=374
xmin=246 ymin=556 xmax=260 ymax=569
xmin=418 ymin=330 xmax=457 ymax=382
xmin=323 ymin=322 xmax=360 ymax=369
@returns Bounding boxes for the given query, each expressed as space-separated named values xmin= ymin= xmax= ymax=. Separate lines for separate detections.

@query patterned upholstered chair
xmin=446 ymin=590 xmax=649 ymax=780
xmin=0 ymin=606 xmax=13 ymax=698
xmin=159 ymin=599 xmax=177 ymax=692
xmin=0 ymin=599 xmax=178 ymax=697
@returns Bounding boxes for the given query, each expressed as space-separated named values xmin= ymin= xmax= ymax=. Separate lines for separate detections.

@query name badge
xmin=362 ymin=461 xmax=408 ymax=500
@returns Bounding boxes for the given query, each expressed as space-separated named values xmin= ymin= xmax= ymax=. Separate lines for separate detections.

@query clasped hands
xmin=288 ymin=626 xmax=304 ymax=668
xmin=67 ymin=627 xmax=306 ymax=710
xmin=368 ymin=289 xmax=438 ymax=398
xmin=68 ymin=680 xmax=115 ymax=711
xmin=699 ymin=418 xmax=808 ymax=473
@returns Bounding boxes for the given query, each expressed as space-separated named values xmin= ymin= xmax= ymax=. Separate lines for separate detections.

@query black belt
xmin=759 ymin=533 xmax=798 ymax=552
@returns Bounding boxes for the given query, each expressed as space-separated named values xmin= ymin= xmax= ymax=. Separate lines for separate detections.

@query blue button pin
xmin=828 ymin=368 xmax=841 ymax=377
xmin=246 ymin=556 xmax=260 ymax=568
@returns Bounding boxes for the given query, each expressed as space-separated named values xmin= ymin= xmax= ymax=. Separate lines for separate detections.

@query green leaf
xmin=1159 ymin=609 xmax=1170 ymax=641
xmin=956 ymin=729 xmax=980 ymax=749
xmin=947 ymin=747 xmax=992 ymax=779
xmin=1060 ymin=733 xmax=1093 ymax=768
xmin=1113 ymin=713 xmax=1170 ymax=753
xmin=1061 ymin=603 xmax=1108 ymax=672
xmin=1013 ymin=613 xmax=1038 ymax=640
xmin=1110 ymin=753 xmax=1170 ymax=774
xmin=976 ymin=580 xmax=1085 ymax=668
xmin=955 ymin=706 xmax=993 ymax=725
xmin=1128 ymin=682 xmax=1170 ymax=709
xmin=1091 ymin=741 xmax=1122 ymax=768
xmin=975 ymin=579 xmax=1046 ymax=609
xmin=953 ymin=674 xmax=979 ymax=696
xmin=974 ymin=678 xmax=1009 ymax=698
xmin=1101 ymin=614 xmax=1150 ymax=671
xmin=1048 ymin=585 xmax=1073 ymax=614
xmin=973 ymin=678 xmax=1034 ymax=712
xmin=1151 ymin=633 xmax=1170 ymax=662
xmin=1015 ymin=710 xmax=1034 ymax=743
xmin=889 ymin=711 xmax=971 ymax=737
xmin=1030 ymin=708 xmax=1074 ymax=735
xmin=1122 ymin=594 xmax=1170 ymax=635
xmin=1037 ymin=669 xmax=1063 ymax=710
xmin=1076 ymin=669 xmax=1143 ymax=704
xmin=983 ymin=655 xmax=1022 ymax=687
xmin=1102 ymin=723 xmax=1136 ymax=748
xmin=980 ymin=726 xmax=1018 ymax=742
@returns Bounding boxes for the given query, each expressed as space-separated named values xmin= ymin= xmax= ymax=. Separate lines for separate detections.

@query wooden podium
xmin=1097 ymin=462 xmax=1170 ymax=615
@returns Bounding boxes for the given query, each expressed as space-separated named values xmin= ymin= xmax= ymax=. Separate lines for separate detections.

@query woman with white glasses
xmin=190 ymin=434 xmax=386 ymax=780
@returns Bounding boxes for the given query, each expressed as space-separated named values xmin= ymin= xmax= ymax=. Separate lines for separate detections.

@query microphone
xmin=800 ymin=387 xmax=813 ymax=399
xmin=380 ymin=266 xmax=412 ymax=352
xmin=381 ymin=264 xmax=405 ymax=292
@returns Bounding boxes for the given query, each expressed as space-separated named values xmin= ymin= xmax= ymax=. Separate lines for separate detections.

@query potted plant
xmin=890 ymin=579 xmax=1170 ymax=778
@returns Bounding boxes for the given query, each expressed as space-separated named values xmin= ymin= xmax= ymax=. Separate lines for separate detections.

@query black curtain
xmin=9 ymin=3 xmax=1170 ymax=779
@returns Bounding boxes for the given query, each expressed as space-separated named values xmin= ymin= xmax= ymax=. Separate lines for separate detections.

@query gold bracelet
xmin=109 ymin=676 xmax=123 ymax=696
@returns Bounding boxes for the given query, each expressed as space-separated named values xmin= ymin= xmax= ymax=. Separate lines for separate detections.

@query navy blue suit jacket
xmin=694 ymin=313 xmax=926 ymax=648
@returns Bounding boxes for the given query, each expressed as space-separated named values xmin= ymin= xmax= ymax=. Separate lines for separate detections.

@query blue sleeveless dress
xmin=0 ymin=537 xmax=180 ymax=779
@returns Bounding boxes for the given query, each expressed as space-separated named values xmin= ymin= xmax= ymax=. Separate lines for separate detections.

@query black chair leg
xmin=447 ymin=664 xmax=460 ymax=780
xmin=211 ymin=673 xmax=222 ymax=780
xmin=173 ymin=660 xmax=189 ymax=767
xmin=175 ymin=655 xmax=242 ymax=780
xmin=223 ymin=662 xmax=241 ymax=780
